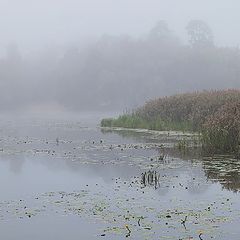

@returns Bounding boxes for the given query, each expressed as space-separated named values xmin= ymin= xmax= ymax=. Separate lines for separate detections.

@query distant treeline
xmin=101 ymin=89 xmax=240 ymax=155
xmin=0 ymin=20 xmax=240 ymax=111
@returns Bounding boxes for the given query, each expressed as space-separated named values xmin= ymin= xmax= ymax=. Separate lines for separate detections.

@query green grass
xmin=101 ymin=114 xmax=193 ymax=132
xmin=101 ymin=115 xmax=149 ymax=129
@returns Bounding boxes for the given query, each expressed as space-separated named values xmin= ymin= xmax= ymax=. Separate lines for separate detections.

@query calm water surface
xmin=0 ymin=114 xmax=239 ymax=240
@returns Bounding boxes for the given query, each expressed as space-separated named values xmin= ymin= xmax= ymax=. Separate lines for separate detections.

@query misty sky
xmin=0 ymin=0 xmax=239 ymax=55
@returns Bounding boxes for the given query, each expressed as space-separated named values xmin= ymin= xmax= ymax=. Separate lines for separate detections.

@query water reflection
xmin=1 ymin=119 xmax=239 ymax=194
xmin=107 ymin=127 xmax=240 ymax=193
xmin=0 ymin=118 xmax=240 ymax=239
xmin=1 ymin=154 xmax=25 ymax=174
xmin=203 ymin=156 xmax=240 ymax=192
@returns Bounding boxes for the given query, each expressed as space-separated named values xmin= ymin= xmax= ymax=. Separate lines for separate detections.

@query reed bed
xmin=101 ymin=89 xmax=240 ymax=155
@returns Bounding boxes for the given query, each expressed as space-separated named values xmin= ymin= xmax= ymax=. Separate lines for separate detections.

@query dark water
xmin=0 ymin=114 xmax=239 ymax=240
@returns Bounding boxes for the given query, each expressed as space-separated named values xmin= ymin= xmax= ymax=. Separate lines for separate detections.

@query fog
xmin=0 ymin=0 xmax=240 ymax=112
xmin=1 ymin=3 xmax=240 ymax=239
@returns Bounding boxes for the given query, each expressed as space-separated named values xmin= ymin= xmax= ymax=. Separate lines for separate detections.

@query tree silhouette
xmin=186 ymin=20 xmax=214 ymax=48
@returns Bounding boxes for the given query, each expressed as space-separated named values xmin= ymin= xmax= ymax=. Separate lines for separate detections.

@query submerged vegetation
xmin=101 ymin=89 xmax=240 ymax=156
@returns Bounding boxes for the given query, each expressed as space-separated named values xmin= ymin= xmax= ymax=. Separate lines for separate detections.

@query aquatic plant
xmin=141 ymin=170 xmax=160 ymax=189
xmin=101 ymin=89 xmax=240 ymax=154
xmin=177 ymin=138 xmax=189 ymax=151
xmin=136 ymin=89 xmax=240 ymax=131
xmin=202 ymin=101 xmax=240 ymax=155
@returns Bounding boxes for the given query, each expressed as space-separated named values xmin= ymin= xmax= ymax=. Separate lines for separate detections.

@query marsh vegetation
xmin=101 ymin=89 xmax=240 ymax=156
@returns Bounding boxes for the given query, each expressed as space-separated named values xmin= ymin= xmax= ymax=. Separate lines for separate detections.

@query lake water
xmin=0 ymin=114 xmax=239 ymax=240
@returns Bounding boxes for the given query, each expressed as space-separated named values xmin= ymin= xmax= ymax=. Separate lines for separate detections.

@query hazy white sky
xmin=0 ymin=0 xmax=239 ymax=54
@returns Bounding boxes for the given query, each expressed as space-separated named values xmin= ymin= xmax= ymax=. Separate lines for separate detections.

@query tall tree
xmin=186 ymin=20 xmax=214 ymax=48
xmin=149 ymin=20 xmax=172 ymax=40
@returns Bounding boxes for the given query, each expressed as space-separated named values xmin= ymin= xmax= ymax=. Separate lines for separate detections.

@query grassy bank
xmin=101 ymin=114 xmax=192 ymax=132
xmin=101 ymin=89 xmax=240 ymax=155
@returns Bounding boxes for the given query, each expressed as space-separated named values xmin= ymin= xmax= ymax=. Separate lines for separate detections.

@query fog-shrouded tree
xmin=186 ymin=20 xmax=214 ymax=48
xmin=149 ymin=20 xmax=180 ymax=46
xmin=149 ymin=21 xmax=172 ymax=39
xmin=0 ymin=20 xmax=240 ymax=112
